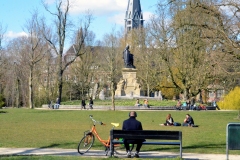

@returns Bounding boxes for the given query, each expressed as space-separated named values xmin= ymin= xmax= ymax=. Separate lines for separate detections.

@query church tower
xmin=125 ymin=0 xmax=144 ymax=34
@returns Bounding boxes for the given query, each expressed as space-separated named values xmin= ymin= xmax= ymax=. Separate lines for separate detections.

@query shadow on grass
xmin=143 ymin=143 xmax=225 ymax=152
xmin=40 ymin=142 xmax=76 ymax=149
xmin=183 ymin=143 xmax=225 ymax=150
xmin=0 ymin=111 xmax=7 ymax=113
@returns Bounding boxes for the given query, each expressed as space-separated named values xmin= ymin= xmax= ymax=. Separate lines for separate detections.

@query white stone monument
xmin=115 ymin=68 xmax=141 ymax=97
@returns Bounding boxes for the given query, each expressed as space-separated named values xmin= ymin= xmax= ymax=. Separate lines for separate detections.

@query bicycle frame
xmin=86 ymin=115 xmax=119 ymax=148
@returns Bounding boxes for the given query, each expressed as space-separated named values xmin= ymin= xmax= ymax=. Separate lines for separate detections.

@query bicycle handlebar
xmin=89 ymin=115 xmax=104 ymax=125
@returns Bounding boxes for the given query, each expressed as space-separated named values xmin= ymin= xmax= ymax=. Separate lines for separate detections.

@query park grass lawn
xmin=0 ymin=108 xmax=240 ymax=157
xmin=0 ymin=155 xmax=181 ymax=160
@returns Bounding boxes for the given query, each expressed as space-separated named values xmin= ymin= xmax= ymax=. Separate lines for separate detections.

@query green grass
xmin=61 ymin=99 xmax=176 ymax=107
xmin=0 ymin=108 xmax=240 ymax=158
xmin=0 ymin=155 xmax=181 ymax=160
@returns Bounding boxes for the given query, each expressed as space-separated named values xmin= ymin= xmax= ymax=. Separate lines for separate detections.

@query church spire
xmin=125 ymin=0 xmax=144 ymax=34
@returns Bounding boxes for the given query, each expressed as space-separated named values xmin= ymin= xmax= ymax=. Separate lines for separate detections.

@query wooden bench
xmin=110 ymin=129 xmax=182 ymax=158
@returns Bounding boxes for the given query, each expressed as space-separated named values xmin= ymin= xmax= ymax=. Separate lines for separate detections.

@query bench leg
xmin=110 ymin=142 xmax=114 ymax=157
xmin=180 ymin=143 xmax=182 ymax=158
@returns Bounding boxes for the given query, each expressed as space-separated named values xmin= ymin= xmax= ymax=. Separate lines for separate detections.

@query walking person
xmin=89 ymin=97 xmax=93 ymax=109
xmin=81 ymin=98 xmax=86 ymax=110
xmin=48 ymin=100 xmax=53 ymax=109
xmin=190 ymin=97 xmax=195 ymax=110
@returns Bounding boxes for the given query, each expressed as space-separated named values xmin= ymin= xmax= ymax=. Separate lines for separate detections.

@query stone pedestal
xmin=115 ymin=68 xmax=141 ymax=97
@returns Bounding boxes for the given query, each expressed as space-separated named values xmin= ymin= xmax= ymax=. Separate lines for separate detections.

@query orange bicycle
xmin=77 ymin=115 xmax=133 ymax=155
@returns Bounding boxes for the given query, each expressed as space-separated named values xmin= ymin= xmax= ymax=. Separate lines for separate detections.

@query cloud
xmin=144 ymin=11 xmax=154 ymax=22
xmin=5 ymin=31 xmax=28 ymax=39
xmin=69 ymin=0 xmax=127 ymax=15
xmin=108 ymin=13 xmax=125 ymax=25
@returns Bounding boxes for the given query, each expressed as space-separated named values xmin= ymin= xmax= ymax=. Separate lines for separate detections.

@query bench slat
xmin=111 ymin=130 xmax=181 ymax=140
xmin=112 ymin=140 xmax=180 ymax=145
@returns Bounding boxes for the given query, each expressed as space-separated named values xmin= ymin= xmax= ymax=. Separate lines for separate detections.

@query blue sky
xmin=0 ymin=0 xmax=159 ymax=46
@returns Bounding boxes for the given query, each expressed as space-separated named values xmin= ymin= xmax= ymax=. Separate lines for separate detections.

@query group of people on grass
xmin=160 ymin=113 xmax=195 ymax=127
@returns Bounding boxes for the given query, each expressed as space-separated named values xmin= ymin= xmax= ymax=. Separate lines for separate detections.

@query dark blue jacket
xmin=122 ymin=117 xmax=144 ymax=143
xmin=122 ymin=117 xmax=143 ymax=131
xmin=186 ymin=116 xmax=194 ymax=125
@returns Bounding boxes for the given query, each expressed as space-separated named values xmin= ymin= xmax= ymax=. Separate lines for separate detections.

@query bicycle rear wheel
xmin=77 ymin=134 xmax=95 ymax=154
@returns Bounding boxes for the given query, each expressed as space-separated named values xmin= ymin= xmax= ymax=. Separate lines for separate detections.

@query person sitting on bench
xmin=122 ymin=111 xmax=144 ymax=158
xmin=175 ymin=100 xmax=182 ymax=110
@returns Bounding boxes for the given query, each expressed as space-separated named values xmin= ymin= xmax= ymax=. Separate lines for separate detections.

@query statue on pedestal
xmin=123 ymin=45 xmax=135 ymax=68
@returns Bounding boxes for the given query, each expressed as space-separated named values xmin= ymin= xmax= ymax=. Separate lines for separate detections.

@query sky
xmin=0 ymin=0 xmax=159 ymax=47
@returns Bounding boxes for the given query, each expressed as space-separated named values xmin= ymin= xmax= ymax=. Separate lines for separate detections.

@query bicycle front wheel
xmin=77 ymin=134 xmax=95 ymax=154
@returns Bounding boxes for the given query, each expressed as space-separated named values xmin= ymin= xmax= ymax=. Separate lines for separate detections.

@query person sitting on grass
xmin=160 ymin=114 xmax=174 ymax=126
xmin=182 ymin=114 xmax=194 ymax=127
xmin=175 ymin=100 xmax=182 ymax=110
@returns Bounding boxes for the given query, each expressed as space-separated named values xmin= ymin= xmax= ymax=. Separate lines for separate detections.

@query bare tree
xmin=24 ymin=11 xmax=46 ymax=109
xmin=130 ymin=28 xmax=164 ymax=97
xmin=0 ymin=23 xmax=7 ymax=107
xmin=65 ymin=46 xmax=95 ymax=100
xmin=100 ymin=28 xmax=122 ymax=110
xmin=4 ymin=37 xmax=30 ymax=107
xmin=0 ymin=23 xmax=6 ymax=51
xmin=40 ymin=0 xmax=93 ymax=103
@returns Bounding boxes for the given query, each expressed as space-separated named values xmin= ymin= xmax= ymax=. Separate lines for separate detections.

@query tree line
xmin=0 ymin=0 xmax=239 ymax=109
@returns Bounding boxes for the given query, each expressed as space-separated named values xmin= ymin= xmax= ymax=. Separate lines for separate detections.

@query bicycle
xmin=77 ymin=115 xmax=134 ymax=156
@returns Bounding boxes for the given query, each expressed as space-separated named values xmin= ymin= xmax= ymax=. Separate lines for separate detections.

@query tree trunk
xmin=29 ymin=66 xmax=34 ymax=109
xmin=58 ymin=71 xmax=63 ymax=104
xmin=16 ymin=79 xmax=20 ymax=108
xmin=57 ymin=55 xmax=63 ymax=104
xmin=147 ymin=83 xmax=150 ymax=97
xmin=111 ymin=82 xmax=115 ymax=111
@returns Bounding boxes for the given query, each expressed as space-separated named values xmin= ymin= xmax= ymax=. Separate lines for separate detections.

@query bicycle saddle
xmin=111 ymin=123 xmax=119 ymax=127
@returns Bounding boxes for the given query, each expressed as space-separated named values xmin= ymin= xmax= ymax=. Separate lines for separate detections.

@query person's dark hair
xmin=129 ymin=111 xmax=137 ymax=117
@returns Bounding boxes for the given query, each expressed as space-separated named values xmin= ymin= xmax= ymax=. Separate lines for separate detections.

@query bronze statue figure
xmin=123 ymin=45 xmax=135 ymax=68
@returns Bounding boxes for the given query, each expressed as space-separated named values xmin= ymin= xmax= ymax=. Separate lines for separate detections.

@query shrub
xmin=218 ymin=86 xmax=240 ymax=110
xmin=0 ymin=94 xmax=5 ymax=109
